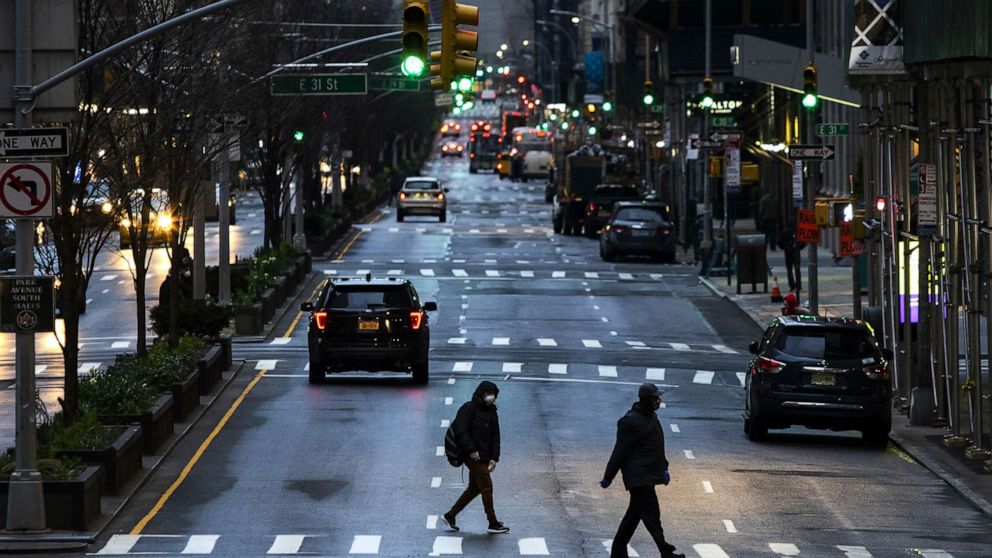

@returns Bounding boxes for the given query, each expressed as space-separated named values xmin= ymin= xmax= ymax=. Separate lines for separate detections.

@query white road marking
xmin=111 ymin=341 xmax=130 ymax=349
xmin=549 ymin=363 xmax=567 ymax=375
xmin=723 ymin=520 xmax=737 ymax=533
xmin=35 ymin=365 xmax=47 ymax=374
xmin=646 ymin=368 xmax=665 ymax=381
xmin=256 ymin=360 xmax=278 ymax=370
xmin=423 ymin=259 xmax=437 ymax=263
xmin=447 ymin=378 xmax=456 ymax=385
xmin=684 ymin=450 xmax=695 ymax=460
xmin=389 ymin=227 xmax=399 ymax=232
xmin=837 ymin=546 xmax=872 ymax=558
xmin=714 ymin=345 xmax=737 ymax=354
xmin=917 ymin=551 xmax=954 ymax=558
xmin=117 ymin=280 xmax=125 ymax=285
xmin=387 ymin=269 xmax=403 ymax=275
xmin=600 ymin=317 xmax=609 ymax=322
xmin=452 ymin=269 xmax=468 ymax=277
xmin=593 ymin=305 xmax=600 ymax=310
xmin=94 ymin=535 xmax=140 ymax=555
xmin=182 ymin=535 xmax=219 ymax=554
xmin=101 ymin=289 xmax=109 ymax=294
xmin=518 ymin=538 xmax=550 ymax=555
xmin=520 ymin=270 xmax=534 ymax=278
xmin=421 ymin=269 xmax=436 ymax=276
xmin=737 ymin=372 xmax=747 ymax=386
xmin=670 ymin=343 xmax=690 ymax=351
xmin=444 ymin=397 xmax=454 ymax=405
xmin=485 ymin=270 xmax=500 ymax=277
xmin=470 ymin=229 xmax=481 ymax=234
xmin=649 ymin=273 xmax=664 ymax=280
xmin=304 ymin=364 xmax=310 ymax=371
xmin=598 ymin=365 xmax=618 ymax=377
xmin=552 ymin=271 xmax=565 ymax=278
xmin=448 ymin=338 xmax=467 ymax=345
xmin=693 ymin=371 xmax=715 ymax=384
xmin=537 ymin=338 xmax=557 ymax=347
xmin=350 ymin=535 xmax=381 ymax=554
xmin=503 ymin=362 xmax=522 ymax=373
xmin=78 ymin=362 xmax=100 ymax=374
xmin=670 ymin=424 xmax=680 ymax=433
xmin=702 ymin=481 xmax=714 ymax=493
xmin=86 ymin=298 xmax=93 ymax=305
xmin=626 ymin=341 xmax=646 ymax=347
xmin=100 ymin=274 xmax=117 ymax=281
xmin=452 ymin=362 xmax=473 ymax=372
xmin=619 ymin=273 xmax=634 ymax=280
xmin=492 ymin=337 xmax=510 ymax=346
xmin=430 ymin=536 xmax=462 ymax=555
xmin=426 ymin=515 xmax=439 ymax=530
xmin=440 ymin=419 xmax=450 ymax=428
xmin=250 ymin=229 xmax=261 ymax=235
xmin=582 ymin=339 xmax=602 ymax=348
xmin=416 ymin=228 xmax=426 ymax=233
xmin=431 ymin=477 xmax=442 ymax=488
xmin=584 ymin=272 xmax=599 ymax=279
xmin=392 ymin=259 xmax=406 ymax=264
xmin=270 ymin=337 xmax=291 ymax=345
xmin=435 ymin=446 xmax=445 ymax=457
xmin=356 ymin=269 xmax=370 ymax=276
xmin=323 ymin=270 xmax=338 ymax=275
xmin=693 ymin=544 xmax=730 ymax=558
xmin=361 ymin=259 xmax=374 ymax=264
xmin=497 ymin=228 xmax=508 ymax=233
xmin=769 ymin=543 xmax=800 ymax=556
xmin=601 ymin=541 xmax=639 ymax=557
xmin=461 ymin=304 xmax=468 ymax=309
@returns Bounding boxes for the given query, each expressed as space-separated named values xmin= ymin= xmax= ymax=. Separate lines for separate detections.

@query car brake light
xmin=754 ymin=356 xmax=785 ymax=374
xmin=314 ymin=311 xmax=329 ymax=330
xmin=470 ymin=153 xmax=475 ymax=158
xmin=409 ymin=310 xmax=424 ymax=330
xmin=611 ymin=225 xmax=629 ymax=233
xmin=658 ymin=224 xmax=674 ymax=233
xmin=865 ymin=362 xmax=890 ymax=381
xmin=587 ymin=202 xmax=598 ymax=213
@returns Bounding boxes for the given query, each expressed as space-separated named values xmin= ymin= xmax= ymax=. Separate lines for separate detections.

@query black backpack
xmin=444 ymin=424 xmax=463 ymax=467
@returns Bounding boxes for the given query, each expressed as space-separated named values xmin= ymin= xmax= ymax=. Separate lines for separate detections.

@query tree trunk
xmin=168 ymin=230 xmax=180 ymax=348
xmin=134 ymin=249 xmax=148 ymax=358
xmin=61 ymin=307 xmax=82 ymax=424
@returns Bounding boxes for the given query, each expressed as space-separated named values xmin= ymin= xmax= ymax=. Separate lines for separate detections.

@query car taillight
xmin=865 ymin=362 xmax=890 ymax=381
xmin=314 ymin=311 xmax=329 ymax=331
xmin=399 ymin=192 xmax=407 ymax=200
xmin=611 ymin=225 xmax=629 ymax=233
xmin=497 ymin=154 xmax=502 ymax=160
xmin=754 ymin=356 xmax=785 ymax=374
xmin=658 ymin=224 xmax=674 ymax=233
xmin=470 ymin=153 xmax=475 ymax=158
xmin=587 ymin=202 xmax=598 ymax=213
xmin=409 ymin=310 xmax=424 ymax=330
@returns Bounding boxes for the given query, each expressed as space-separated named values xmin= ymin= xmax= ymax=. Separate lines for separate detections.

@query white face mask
xmin=483 ymin=394 xmax=496 ymax=404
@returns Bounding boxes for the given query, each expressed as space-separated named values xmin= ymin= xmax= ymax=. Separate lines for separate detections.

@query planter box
xmin=234 ymin=303 xmax=263 ymax=335
xmin=99 ymin=393 xmax=174 ymax=455
xmin=260 ymin=287 xmax=276 ymax=324
xmin=57 ymin=425 xmax=142 ymax=496
xmin=169 ymin=369 xmax=201 ymax=423
xmin=0 ymin=466 xmax=103 ymax=530
xmin=197 ymin=345 xmax=224 ymax=395
xmin=218 ymin=337 xmax=233 ymax=371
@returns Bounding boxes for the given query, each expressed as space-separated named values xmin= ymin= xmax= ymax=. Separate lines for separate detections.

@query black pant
xmin=610 ymin=487 xmax=676 ymax=558
xmin=784 ymin=247 xmax=802 ymax=292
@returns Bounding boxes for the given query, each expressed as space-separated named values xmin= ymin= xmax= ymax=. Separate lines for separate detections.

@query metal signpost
xmin=270 ymin=74 xmax=368 ymax=96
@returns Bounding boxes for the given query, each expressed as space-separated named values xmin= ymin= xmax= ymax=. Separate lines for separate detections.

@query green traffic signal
xmin=294 ymin=130 xmax=305 ymax=142
xmin=560 ymin=121 xmax=569 ymax=130
xmin=457 ymin=77 xmax=474 ymax=92
xmin=401 ymin=55 xmax=426 ymax=77
xmin=642 ymin=93 xmax=654 ymax=106
xmin=802 ymin=93 xmax=818 ymax=109
xmin=602 ymin=100 xmax=613 ymax=112
xmin=570 ymin=109 xmax=580 ymax=118
xmin=587 ymin=125 xmax=597 ymax=136
xmin=701 ymin=95 xmax=714 ymax=109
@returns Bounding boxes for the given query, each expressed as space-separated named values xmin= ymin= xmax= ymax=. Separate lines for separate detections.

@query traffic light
xmin=401 ymin=0 xmax=429 ymax=78
xmin=701 ymin=76 xmax=714 ymax=109
xmin=642 ymin=80 xmax=654 ymax=106
xmin=294 ymin=130 xmax=305 ymax=142
xmin=457 ymin=76 xmax=474 ymax=92
xmin=802 ymin=63 xmax=818 ymax=109
xmin=602 ymin=92 xmax=613 ymax=112
xmin=432 ymin=0 xmax=479 ymax=90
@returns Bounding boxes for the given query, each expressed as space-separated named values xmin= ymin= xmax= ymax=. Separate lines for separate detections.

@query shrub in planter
xmin=80 ymin=361 xmax=158 ymax=417
xmin=0 ymin=456 xmax=102 ymax=530
xmin=39 ymin=411 xmax=141 ymax=496
xmin=148 ymin=300 xmax=233 ymax=340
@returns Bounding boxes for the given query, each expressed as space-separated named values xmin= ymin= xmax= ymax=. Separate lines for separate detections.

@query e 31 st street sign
xmin=817 ymin=123 xmax=850 ymax=137
xmin=271 ymin=74 xmax=368 ymax=96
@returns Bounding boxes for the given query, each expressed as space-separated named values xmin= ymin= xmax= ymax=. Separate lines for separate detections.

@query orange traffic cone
xmin=770 ymin=276 xmax=784 ymax=303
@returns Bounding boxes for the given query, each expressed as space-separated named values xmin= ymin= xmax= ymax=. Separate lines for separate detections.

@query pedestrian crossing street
xmin=441 ymin=360 xmax=746 ymax=387
xmin=89 ymin=534 xmax=968 ymax=557
xmin=323 ymin=268 xmax=681 ymax=282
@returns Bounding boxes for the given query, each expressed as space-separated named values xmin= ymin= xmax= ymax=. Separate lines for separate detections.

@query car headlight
xmin=101 ymin=201 xmax=113 ymax=214
xmin=156 ymin=213 xmax=173 ymax=230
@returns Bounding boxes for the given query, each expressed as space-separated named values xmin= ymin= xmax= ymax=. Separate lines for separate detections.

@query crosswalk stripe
xmin=537 ymin=338 xmax=557 ymax=347
xmin=714 ymin=345 xmax=737 ymax=354
xmin=585 ymin=272 xmax=599 ymax=279
xmin=452 ymin=269 xmax=468 ymax=277
xmin=431 ymin=536 xmax=462 ymax=555
xmin=518 ymin=537 xmax=550 ymax=555
xmin=431 ymin=477 xmax=442 ymax=488
xmin=646 ymin=368 xmax=665 ymax=381
xmin=101 ymin=274 xmax=118 ymax=281
xmin=270 ymin=337 xmax=291 ymax=345
xmin=598 ymin=365 xmax=618 ymax=377
xmin=256 ymin=360 xmax=278 ymax=370
xmin=447 ymin=338 xmax=467 ymax=344
xmin=426 ymin=515 xmax=439 ymax=530
xmin=693 ymin=371 xmax=715 ymax=384
xmin=684 ymin=450 xmax=696 ymax=460
xmin=349 ymin=535 xmax=381 ymax=554
xmin=452 ymin=362 xmax=473 ymax=372
xmin=723 ymin=519 xmax=737 ymax=533
xmin=387 ymin=269 xmax=403 ymax=275
xmin=444 ymin=397 xmax=453 ymax=405
xmin=702 ymin=480 xmax=714 ymax=493
xmin=736 ymin=372 xmax=747 ymax=386
xmin=485 ymin=270 xmax=500 ymax=277
xmin=78 ymin=362 xmax=101 ymax=374
xmin=323 ymin=270 xmax=338 ymax=275
xmin=111 ymin=341 xmax=130 ymax=349
xmin=503 ymin=362 xmax=522 ymax=373
xmin=549 ymin=363 xmax=567 ymax=375
xmin=626 ymin=341 xmax=646 ymax=347
xmin=492 ymin=337 xmax=510 ymax=346
xmin=582 ymin=339 xmax=602 ymax=348
xmin=649 ymin=273 xmax=664 ymax=280
xmin=769 ymin=543 xmax=800 ymax=555
xmin=356 ymin=269 xmax=370 ymax=276
xmin=440 ymin=420 xmax=450 ymax=428
xmin=619 ymin=273 xmax=634 ymax=280
xmin=552 ymin=271 xmax=565 ymax=278
xmin=95 ymin=535 xmax=140 ymax=555
xmin=670 ymin=343 xmax=690 ymax=351
xmin=693 ymin=544 xmax=730 ymax=558
xmin=520 ymin=270 xmax=534 ymax=278
xmin=435 ymin=446 xmax=445 ymax=456
xmin=602 ymin=541 xmax=639 ymax=557
xmin=837 ymin=546 xmax=872 ymax=558
xmin=918 ymin=551 xmax=954 ymax=558
xmin=35 ymin=364 xmax=47 ymax=374
xmin=421 ymin=269 xmax=435 ymax=276
xmin=670 ymin=424 xmax=681 ymax=433
xmin=182 ymin=535 xmax=219 ymax=554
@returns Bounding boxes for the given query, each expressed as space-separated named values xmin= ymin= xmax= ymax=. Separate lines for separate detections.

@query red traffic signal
xmin=875 ymin=197 xmax=886 ymax=212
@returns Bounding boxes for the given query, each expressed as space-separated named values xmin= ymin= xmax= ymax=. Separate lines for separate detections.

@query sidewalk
xmin=702 ymin=247 xmax=992 ymax=519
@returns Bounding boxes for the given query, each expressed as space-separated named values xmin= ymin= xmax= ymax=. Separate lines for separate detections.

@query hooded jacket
xmin=452 ymin=381 xmax=501 ymax=463
xmin=603 ymin=402 xmax=669 ymax=490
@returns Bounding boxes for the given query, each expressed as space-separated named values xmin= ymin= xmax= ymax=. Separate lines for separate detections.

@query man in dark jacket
xmin=441 ymin=381 xmax=509 ymax=534
xmin=600 ymin=383 xmax=684 ymax=558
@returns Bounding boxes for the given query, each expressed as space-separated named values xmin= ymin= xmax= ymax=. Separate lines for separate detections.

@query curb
xmin=888 ymin=432 xmax=992 ymax=519
xmin=698 ymin=276 xmax=729 ymax=300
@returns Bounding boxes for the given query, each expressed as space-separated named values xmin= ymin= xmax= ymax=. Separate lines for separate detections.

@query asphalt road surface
xmin=84 ymin=146 xmax=992 ymax=557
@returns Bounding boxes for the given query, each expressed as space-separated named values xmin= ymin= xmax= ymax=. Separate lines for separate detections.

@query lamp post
xmin=550 ymin=9 xmax=615 ymax=100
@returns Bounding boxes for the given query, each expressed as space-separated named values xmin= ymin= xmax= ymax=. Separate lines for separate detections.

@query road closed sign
xmin=796 ymin=208 xmax=820 ymax=245
xmin=0 ymin=162 xmax=54 ymax=218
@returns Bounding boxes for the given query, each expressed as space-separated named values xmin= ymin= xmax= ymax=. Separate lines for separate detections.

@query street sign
xmin=711 ymin=116 xmax=738 ymax=128
xmin=796 ymin=208 xmax=820 ymax=244
xmin=0 ymin=276 xmax=55 ymax=333
xmin=725 ymin=137 xmax=741 ymax=192
xmin=691 ymin=139 xmax=722 ymax=149
xmin=918 ymin=163 xmax=938 ymax=236
xmin=583 ymin=94 xmax=604 ymax=105
xmin=788 ymin=144 xmax=835 ymax=161
xmin=434 ymin=93 xmax=452 ymax=108
xmin=0 ymin=128 xmax=69 ymax=158
xmin=817 ymin=123 xmax=850 ymax=136
xmin=792 ymin=161 xmax=804 ymax=207
xmin=0 ymin=162 xmax=54 ymax=218
xmin=711 ymin=132 xmax=741 ymax=141
xmin=270 ymin=74 xmax=368 ymax=96
xmin=369 ymin=75 xmax=421 ymax=92
xmin=637 ymin=121 xmax=661 ymax=129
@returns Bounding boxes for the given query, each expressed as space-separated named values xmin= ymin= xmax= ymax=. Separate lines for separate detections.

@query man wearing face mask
xmin=599 ymin=383 xmax=684 ymax=558
xmin=441 ymin=381 xmax=509 ymax=534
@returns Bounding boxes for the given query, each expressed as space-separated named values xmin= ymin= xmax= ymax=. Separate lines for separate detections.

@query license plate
xmin=598 ymin=211 xmax=610 ymax=218
xmin=633 ymin=229 xmax=653 ymax=237
xmin=810 ymin=372 xmax=835 ymax=386
xmin=358 ymin=319 xmax=379 ymax=331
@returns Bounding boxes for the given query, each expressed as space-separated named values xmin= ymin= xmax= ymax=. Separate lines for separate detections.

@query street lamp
xmin=570 ymin=16 xmax=580 ymax=24
xmin=551 ymin=9 xmax=616 ymax=100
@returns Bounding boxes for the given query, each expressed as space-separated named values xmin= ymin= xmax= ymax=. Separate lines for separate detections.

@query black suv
xmin=744 ymin=316 xmax=894 ymax=446
xmin=583 ymin=184 xmax=642 ymax=237
xmin=301 ymin=276 xmax=437 ymax=385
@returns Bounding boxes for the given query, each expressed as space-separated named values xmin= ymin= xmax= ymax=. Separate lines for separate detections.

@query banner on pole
xmin=849 ymin=0 xmax=906 ymax=75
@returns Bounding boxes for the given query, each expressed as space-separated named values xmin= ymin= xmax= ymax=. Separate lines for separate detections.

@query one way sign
xmin=788 ymin=144 xmax=835 ymax=161
xmin=0 ymin=128 xmax=69 ymax=158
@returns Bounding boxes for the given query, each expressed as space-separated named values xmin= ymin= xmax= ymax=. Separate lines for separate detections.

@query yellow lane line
xmin=887 ymin=444 xmax=916 ymax=464
xmin=334 ymin=229 xmax=363 ymax=261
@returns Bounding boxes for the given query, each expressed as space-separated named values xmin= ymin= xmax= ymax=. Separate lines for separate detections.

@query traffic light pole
xmin=805 ymin=0 xmax=819 ymax=314
xmin=702 ymin=0 xmax=712 ymax=252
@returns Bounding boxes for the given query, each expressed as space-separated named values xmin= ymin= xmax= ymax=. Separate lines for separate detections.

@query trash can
xmin=735 ymin=234 xmax=768 ymax=294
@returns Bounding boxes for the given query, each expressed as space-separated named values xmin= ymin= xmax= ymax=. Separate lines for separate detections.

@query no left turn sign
xmin=0 ymin=162 xmax=54 ymax=218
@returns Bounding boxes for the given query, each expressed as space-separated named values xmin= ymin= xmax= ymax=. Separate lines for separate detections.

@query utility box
xmin=735 ymin=234 xmax=768 ymax=294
